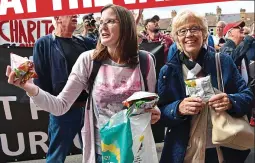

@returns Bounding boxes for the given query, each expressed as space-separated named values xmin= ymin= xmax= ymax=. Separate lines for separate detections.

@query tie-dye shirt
xmin=92 ymin=59 xmax=144 ymax=153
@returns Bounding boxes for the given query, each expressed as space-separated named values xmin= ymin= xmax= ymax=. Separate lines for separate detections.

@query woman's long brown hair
xmin=92 ymin=4 xmax=139 ymax=66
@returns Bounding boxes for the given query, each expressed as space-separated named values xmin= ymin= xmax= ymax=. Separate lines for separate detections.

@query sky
xmin=79 ymin=0 xmax=254 ymax=23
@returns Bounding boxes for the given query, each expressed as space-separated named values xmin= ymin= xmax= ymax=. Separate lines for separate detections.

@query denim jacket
xmin=33 ymin=34 xmax=95 ymax=96
xmin=157 ymin=48 xmax=254 ymax=163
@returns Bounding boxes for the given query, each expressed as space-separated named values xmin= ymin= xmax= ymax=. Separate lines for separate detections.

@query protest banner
xmin=0 ymin=0 xmax=232 ymax=21
xmin=0 ymin=47 xmax=81 ymax=162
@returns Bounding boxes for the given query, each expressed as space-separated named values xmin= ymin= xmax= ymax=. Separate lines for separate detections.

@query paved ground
xmin=9 ymin=144 xmax=254 ymax=163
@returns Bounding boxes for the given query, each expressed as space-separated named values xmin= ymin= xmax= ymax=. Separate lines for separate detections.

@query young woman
xmin=6 ymin=4 xmax=160 ymax=163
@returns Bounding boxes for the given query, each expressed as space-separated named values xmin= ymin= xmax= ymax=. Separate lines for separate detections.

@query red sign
xmin=0 ymin=19 xmax=54 ymax=47
xmin=0 ymin=0 xmax=233 ymax=21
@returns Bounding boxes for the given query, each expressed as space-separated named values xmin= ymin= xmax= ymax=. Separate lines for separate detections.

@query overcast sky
xmin=84 ymin=1 xmax=254 ymax=22
xmin=141 ymin=1 xmax=254 ymax=19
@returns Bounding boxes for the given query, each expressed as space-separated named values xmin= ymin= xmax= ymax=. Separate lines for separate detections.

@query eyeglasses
xmin=177 ymin=26 xmax=202 ymax=36
xmin=99 ymin=19 xmax=119 ymax=28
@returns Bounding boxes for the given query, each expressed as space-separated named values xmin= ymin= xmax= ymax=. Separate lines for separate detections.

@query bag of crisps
xmin=10 ymin=53 xmax=38 ymax=84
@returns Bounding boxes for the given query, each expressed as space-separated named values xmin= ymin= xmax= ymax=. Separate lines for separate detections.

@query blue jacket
xmin=220 ymin=37 xmax=253 ymax=70
xmin=158 ymin=48 xmax=254 ymax=163
xmin=247 ymin=44 xmax=255 ymax=62
xmin=246 ymin=37 xmax=255 ymax=62
xmin=208 ymin=34 xmax=215 ymax=49
xmin=33 ymin=34 xmax=95 ymax=96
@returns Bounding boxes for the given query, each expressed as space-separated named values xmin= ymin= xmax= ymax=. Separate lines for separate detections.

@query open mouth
xmin=101 ymin=33 xmax=110 ymax=38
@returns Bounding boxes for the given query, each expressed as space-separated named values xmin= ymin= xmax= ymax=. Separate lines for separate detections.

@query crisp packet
xmin=10 ymin=53 xmax=38 ymax=84
xmin=122 ymin=91 xmax=159 ymax=116
xmin=185 ymin=75 xmax=215 ymax=102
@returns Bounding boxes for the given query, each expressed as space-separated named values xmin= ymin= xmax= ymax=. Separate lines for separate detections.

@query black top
xmin=56 ymin=36 xmax=86 ymax=73
xmin=56 ymin=36 xmax=89 ymax=103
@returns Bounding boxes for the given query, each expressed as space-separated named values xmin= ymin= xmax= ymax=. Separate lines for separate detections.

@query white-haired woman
xmin=157 ymin=10 xmax=254 ymax=163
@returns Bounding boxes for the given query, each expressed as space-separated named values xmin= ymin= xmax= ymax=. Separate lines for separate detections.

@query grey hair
xmin=171 ymin=9 xmax=209 ymax=51
xmin=216 ymin=21 xmax=226 ymax=27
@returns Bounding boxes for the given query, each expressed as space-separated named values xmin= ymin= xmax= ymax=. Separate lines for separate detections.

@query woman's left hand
xmin=145 ymin=106 xmax=161 ymax=124
xmin=208 ymin=93 xmax=232 ymax=112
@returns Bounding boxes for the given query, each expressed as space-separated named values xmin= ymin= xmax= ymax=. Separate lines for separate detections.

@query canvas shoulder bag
xmin=210 ymin=52 xmax=255 ymax=150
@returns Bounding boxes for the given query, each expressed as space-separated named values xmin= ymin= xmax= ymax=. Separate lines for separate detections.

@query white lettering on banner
xmin=29 ymin=132 xmax=48 ymax=154
xmin=0 ymin=0 xmax=24 ymax=15
xmin=52 ymin=0 xmax=62 ymax=10
xmin=83 ymin=0 xmax=92 ymax=8
xmin=30 ymin=99 xmax=44 ymax=120
xmin=0 ymin=133 xmax=25 ymax=156
xmin=0 ymin=132 xmax=80 ymax=156
xmin=0 ymin=96 xmax=17 ymax=120
xmin=93 ymin=0 xmax=113 ymax=7
xmin=52 ymin=0 xmax=80 ymax=10
xmin=123 ymin=0 xmax=147 ymax=4
xmin=27 ymin=0 xmax=37 ymax=13
xmin=69 ymin=0 xmax=79 ymax=9
xmin=0 ymin=0 xmax=37 ymax=15
xmin=52 ymin=0 xmax=114 ymax=9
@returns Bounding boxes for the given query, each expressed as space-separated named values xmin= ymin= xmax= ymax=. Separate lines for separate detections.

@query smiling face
xmin=177 ymin=21 xmax=204 ymax=59
xmin=99 ymin=8 xmax=120 ymax=49
xmin=56 ymin=15 xmax=78 ymax=32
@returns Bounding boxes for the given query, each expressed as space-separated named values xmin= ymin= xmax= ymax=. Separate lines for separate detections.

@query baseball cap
xmin=223 ymin=21 xmax=245 ymax=36
xmin=144 ymin=15 xmax=160 ymax=26
xmin=82 ymin=13 xmax=94 ymax=22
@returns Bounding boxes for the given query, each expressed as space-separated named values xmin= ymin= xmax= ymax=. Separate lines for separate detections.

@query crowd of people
xmin=5 ymin=4 xmax=255 ymax=163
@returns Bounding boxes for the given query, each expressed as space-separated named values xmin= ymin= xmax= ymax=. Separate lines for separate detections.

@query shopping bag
xmin=100 ymin=91 xmax=159 ymax=163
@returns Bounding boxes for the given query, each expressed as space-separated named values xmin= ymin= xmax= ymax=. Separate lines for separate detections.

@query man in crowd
xmin=33 ymin=15 xmax=95 ymax=163
xmin=220 ymin=21 xmax=255 ymax=109
xmin=81 ymin=13 xmax=99 ymax=41
xmin=221 ymin=21 xmax=251 ymax=82
xmin=213 ymin=21 xmax=226 ymax=51
xmin=139 ymin=14 xmax=173 ymax=63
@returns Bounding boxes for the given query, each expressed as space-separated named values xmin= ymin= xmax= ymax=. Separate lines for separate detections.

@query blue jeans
xmin=46 ymin=106 xmax=84 ymax=163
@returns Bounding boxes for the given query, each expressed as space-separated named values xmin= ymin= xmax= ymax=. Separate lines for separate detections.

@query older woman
xmin=6 ymin=4 xmax=160 ymax=163
xmin=158 ymin=10 xmax=254 ymax=163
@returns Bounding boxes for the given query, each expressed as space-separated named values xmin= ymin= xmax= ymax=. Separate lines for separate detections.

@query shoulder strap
xmin=86 ymin=60 xmax=101 ymax=109
xmin=215 ymin=53 xmax=225 ymax=92
xmin=88 ymin=60 xmax=101 ymax=89
xmin=139 ymin=50 xmax=151 ymax=91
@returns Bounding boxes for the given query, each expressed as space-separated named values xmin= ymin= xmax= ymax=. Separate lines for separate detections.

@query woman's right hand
xmin=6 ymin=65 xmax=39 ymax=96
xmin=178 ymin=97 xmax=204 ymax=116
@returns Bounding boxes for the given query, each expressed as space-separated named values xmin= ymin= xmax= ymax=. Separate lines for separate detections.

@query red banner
xmin=0 ymin=19 xmax=54 ymax=47
xmin=0 ymin=0 xmax=233 ymax=21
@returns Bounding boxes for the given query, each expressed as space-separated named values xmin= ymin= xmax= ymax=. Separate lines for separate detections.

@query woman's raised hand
xmin=6 ymin=65 xmax=39 ymax=96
